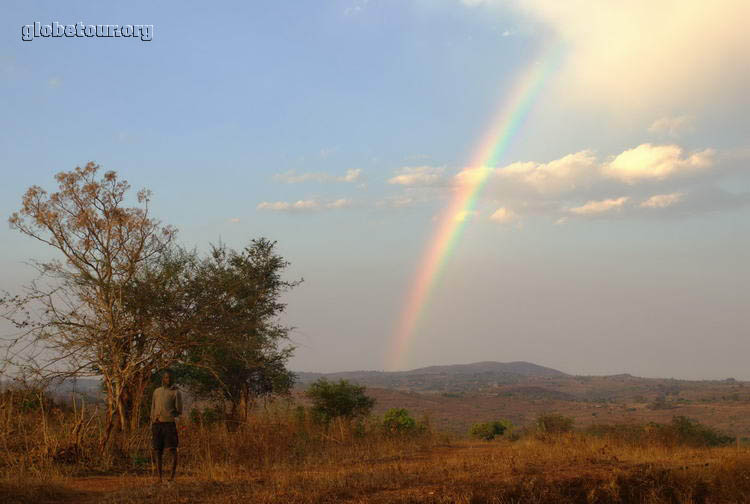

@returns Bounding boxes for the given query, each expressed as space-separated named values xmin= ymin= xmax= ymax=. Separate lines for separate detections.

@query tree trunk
xmin=99 ymin=377 xmax=117 ymax=451
xmin=99 ymin=409 xmax=116 ymax=452
xmin=129 ymin=373 xmax=148 ymax=431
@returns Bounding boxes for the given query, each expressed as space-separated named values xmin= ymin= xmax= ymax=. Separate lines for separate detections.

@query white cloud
xmin=388 ymin=166 xmax=445 ymax=186
xmin=381 ymin=141 xmax=734 ymax=222
xmin=497 ymin=150 xmax=597 ymax=194
xmin=640 ymin=192 xmax=685 ymax=209
xmin=454 ymin=166 xmax=493 ymax=187
xmin=257 ymin=200 xmax=318 ymax=212
xmin=376 ymin=196 xmax=415 ymax=209
xmin=455 ymin=144 xmax=713 ymax=200
xmin=460 ymin=1 xmax=750 ymax=113
xmin=570 ymin=197 xmax=629 ymax=216
xmin=489 ymin=207 xmax=517 ymax=223
xmin=326 ymin=198 xmax=352 ymax=209
xmin=648 ymin=116 xmax=695 ymax=138
xmin=344 ymin=0 xmax=369 ymax=16
xmin=603 ymin=144 xmax=714 ymax=184
xmin=257 ymin=198 xmax=354 ymax=212
xmin=274 ymin=169 xmax=362 ymax=184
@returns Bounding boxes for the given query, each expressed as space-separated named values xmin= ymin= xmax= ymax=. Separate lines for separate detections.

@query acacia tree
xmin=176 ymin=239 xmax=299 ymax=421
xmin=2 ymin=163 xmax=177 ymax=445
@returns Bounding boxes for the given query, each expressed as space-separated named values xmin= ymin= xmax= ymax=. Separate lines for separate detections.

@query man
xmin=150 ymin=370 xmax=183 ymax=484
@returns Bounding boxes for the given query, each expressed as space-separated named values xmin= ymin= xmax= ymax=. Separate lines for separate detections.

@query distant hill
xmin=295 ymin=361 xmax=568 ymax=393
xmin=404 ymin=361 xmax=567 ymax=377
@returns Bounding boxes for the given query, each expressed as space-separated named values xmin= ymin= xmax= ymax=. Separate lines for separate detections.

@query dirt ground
xmin=23 ymin=442 xmax=743 ymax=504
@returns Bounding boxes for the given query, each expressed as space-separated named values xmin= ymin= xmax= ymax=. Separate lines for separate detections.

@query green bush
xmin=382 ymin=408 xmax=417 ymax=434
xmin=666 ymin=416 xmax=732 ymax=447
xmin=469 ymin=420 xmax=509 ymax=441
xmin=584 ymin=418 xmax=732 ymax=447
xmin=306 ymin=378 xmax=375 ymax=424
xmin=536 ymin=413 xmax=574 ymax=434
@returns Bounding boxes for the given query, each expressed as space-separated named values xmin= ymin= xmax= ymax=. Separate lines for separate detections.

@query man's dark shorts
xmin=152 ymin=421 xmax=178 ymax=451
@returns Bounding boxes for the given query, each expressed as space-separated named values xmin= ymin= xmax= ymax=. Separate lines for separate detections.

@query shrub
xmin=667 ymin=416 xmax=732 ymax=447
xmin=469 ymin=420 xmax=509 ymax=441
xmin=536 ymin=413 xmax=574 ymax=434
xmin=382 ymin=408 xmax=417 ymax=434
xmin=0 ymin=387 xmax=55 ymax=413
xmin=306 ymin=379 xmax=375 ymax=424
xmin=584 ymin=418 xmax=733 ymax=447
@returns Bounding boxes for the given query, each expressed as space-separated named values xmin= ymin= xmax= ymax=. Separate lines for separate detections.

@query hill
xmin=295 ymin=360 xmax=567 ymax=392
xmin=295 ymin=362 xmax=750 ymax=436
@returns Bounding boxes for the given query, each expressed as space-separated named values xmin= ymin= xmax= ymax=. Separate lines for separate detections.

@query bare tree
xmin=2 ymin=163 xmax=176 ymax=447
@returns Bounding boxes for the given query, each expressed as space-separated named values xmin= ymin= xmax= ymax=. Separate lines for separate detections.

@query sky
xmin=1 ymin=0 xmax=749 ymax=379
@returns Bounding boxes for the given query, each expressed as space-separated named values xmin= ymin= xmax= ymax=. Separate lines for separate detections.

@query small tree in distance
xmin=382 ymin=408 xmax=418 ymax=435
xmin=306 ymin=378 xmax=374 ymax=438
xmin=536 ymin=413 xmax=574 ymax=434
xmin=469 ymin=420 xmax=510 ymax=441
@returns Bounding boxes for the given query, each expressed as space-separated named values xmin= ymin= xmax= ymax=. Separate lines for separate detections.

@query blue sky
xmin=2 ymin=0 xmax=749 ymax=378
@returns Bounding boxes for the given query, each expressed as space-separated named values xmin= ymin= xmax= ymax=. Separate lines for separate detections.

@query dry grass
xmin=3 ymin=393 xmax=750 ymax=503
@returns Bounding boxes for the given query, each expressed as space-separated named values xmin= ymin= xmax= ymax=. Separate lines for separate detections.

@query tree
xmin=535 ymin=413 xmax=574 ymax=434
xmin=382 ymin=408 xmax=418 ymax=434
xmin=469 ymin=420 xmax=509 ymax=441
xmin=306 ymin=379 xmax=375 ymax=424
xmin=2 ymin=164 xmax=301 ymax=444
xmin=175 ymin=239 xmax=299 ymax=420
xmin=2 ymin=163 xmax=178 ymax=446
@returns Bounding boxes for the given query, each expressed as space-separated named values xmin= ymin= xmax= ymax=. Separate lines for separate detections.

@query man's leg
xmin=167 ymin=447 xmax=178 ymax=481
xmin=152 ymin=423 xmax=164 ymax=483
xmin=154 ymin=448 xmax=164 ymax=482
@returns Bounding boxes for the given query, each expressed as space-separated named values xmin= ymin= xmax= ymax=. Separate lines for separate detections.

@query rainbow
xmin=387 ymin=48 xmax=560 ymax=371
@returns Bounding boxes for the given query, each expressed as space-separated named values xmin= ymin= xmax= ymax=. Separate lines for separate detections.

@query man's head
xmin=162 ymin=371 xmax=173 ymax=387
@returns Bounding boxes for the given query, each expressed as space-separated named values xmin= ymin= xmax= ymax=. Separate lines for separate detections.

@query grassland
xmin=4 ymin=388 xmax=750 ymax=503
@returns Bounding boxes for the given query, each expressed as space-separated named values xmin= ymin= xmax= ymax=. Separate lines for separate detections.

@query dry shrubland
xmin=2 ymin=389 xmax=750 ymax=503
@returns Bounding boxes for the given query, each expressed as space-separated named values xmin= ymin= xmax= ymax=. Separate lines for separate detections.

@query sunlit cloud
xmin=274 ymin=169 xmax=362 ymax=184
xmin=460 ymin=1 xmax=750 ymax=113
xmin=569 ymin=197 xmax=629 ymax=216
xmin=603 ymin=144 xmax=714 ymax=184
xmin=454 ymin=166 xmax=493 ymax=187
xmin=326 ymin=198 xmax=352 ymax=209
xmin=648 ymin=116 xmax=695 ymax=138
xmin=380 ymin=141 xmax=739 ymax=222
xmin=497 ymin=150 xmax=597 ymax=194
xmin=388 ymin=166 xmax=445 ymax=186
xmin=376 ymin=196 xmax=416 ymax=209
xmin=489 ymin=207 xmax=517 ymax=224
xmin=640 ymin=192 xmax=685 ymax=209
xmin=257 ymin=198 xmax=353 ymax=212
